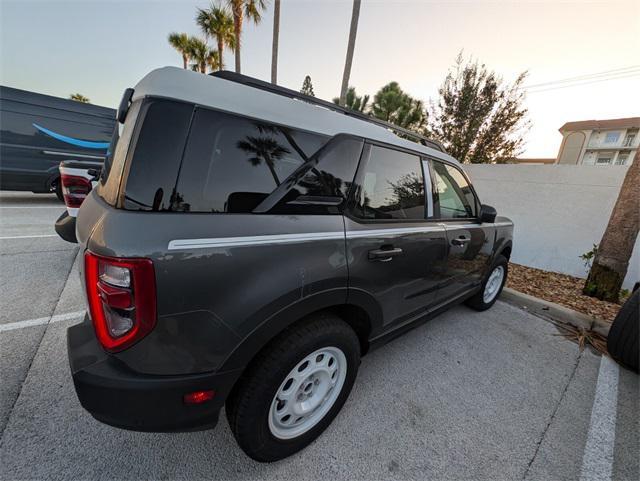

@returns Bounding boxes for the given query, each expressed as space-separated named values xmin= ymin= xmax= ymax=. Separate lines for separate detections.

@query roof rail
xmin=210 ymin=70 xmax=444 ymax=152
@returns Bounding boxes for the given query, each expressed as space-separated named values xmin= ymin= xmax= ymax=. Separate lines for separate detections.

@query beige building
xmin=556 ymin=117 xmax=639 ymax=166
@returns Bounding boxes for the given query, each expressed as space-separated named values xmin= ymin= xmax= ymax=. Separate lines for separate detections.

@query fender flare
xmin=218 ymin=287 xmax=383 ymax=374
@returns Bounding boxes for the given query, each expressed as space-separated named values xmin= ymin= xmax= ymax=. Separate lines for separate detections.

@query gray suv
xmin=68 ymin=67 xmax=514 ymax=462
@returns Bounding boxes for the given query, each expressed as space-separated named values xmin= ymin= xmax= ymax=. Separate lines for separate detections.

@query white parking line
xmin=0 ymin=206 xmax=62 ymax=209
xmin=579 ymin=355 xmax=620 ymax=481
xmin=0 ymin=234 xmax=58 ymax=240
xmin=0 ymin=310 xmax=85 ymax=333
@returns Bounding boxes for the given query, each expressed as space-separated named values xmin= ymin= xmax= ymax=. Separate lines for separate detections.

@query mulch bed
xmin=506 ymin=263 xmax=623 ymax=322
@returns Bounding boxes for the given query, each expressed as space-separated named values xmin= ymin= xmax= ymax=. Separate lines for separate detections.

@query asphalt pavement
xmin=0 ymin=192 xmax=637 ymax=481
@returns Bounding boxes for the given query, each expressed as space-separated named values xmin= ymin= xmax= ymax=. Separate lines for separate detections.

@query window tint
xmin=265 ymin=136 xmax=363 ymax=215
xmin=352 ymin=145 xmax=425 ymax=220
xmin=432 ymin=161 xmax=477 ymax=218
xmin=98 ymin=100 xmax=141 ymax=206
xmin=174 ymin=108 xmax=327 ymax=213
xmin=122 ymin=99 xmax=194 ymax=211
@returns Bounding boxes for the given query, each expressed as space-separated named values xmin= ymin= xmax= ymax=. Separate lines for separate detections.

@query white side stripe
xmin=0 ymin=310 xmax=85 ymax=333
xmin=167 ymin=222 xmax=512 ymax=250
xmin=0 ymin=234 xmax=58 ymax=240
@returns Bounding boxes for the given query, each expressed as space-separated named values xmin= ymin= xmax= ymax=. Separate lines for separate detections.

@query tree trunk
xmin=584 ymin=153 xmax=639 ymax=301
xmin=271 ymin=0 xmax=280 ymax=84
xmin=339 ymin=0 xmax=361 ymax=107
xmin=232 ymin=2 xmax=243 ymax=74
xmin=217 ymin=38 xmax=224 ymax=70
xmin=182 ymin=54 xmax=188 ymax=70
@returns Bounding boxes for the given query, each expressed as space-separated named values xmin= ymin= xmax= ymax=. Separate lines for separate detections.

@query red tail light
xmin=61 ymin=174 xmax=92 ymax=208
xmin=84 ymin=252 xmax=156 ymax=352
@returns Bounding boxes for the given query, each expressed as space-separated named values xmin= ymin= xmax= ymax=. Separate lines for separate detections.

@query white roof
xmin=132 ymin=67 xmax=458 ymax=164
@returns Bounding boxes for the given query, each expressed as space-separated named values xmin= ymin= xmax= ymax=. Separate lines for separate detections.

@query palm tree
xmin=206 ymin=49 xmax=221 ymax=72
xmin=226 ymin=0 xmax=267 ymax=73
xmin=237 ymin=135 xmax=290 ymax=185
xmin=168 ymin=32 xmax=192 ymax=69
xmin=584 ymin=153 xmax=639 ymax=301
xmin=188 ymin=37 xmax=210 ymax=73
xmin=271 ymin=0 xmax=280 ymax=83
xmin=196 ymin=3 xmax=235 ymax=71
xmin=333 ymin=86 xmax=369 ymax=112
xmin=69 ymin=93 xmax=90 ymax=103
xmin=339 ymin=0 xmax=361 ymax=106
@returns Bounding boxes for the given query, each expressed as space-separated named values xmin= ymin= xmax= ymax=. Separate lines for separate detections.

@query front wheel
xmin=466 ymin=255 xmax=508 ymax=311
xmin=225 ymin=313 xmax=360 ymax=462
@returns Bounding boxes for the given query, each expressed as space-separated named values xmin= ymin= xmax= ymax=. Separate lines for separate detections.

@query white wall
xmin=465 ymin=164 xmax=640 ymax=289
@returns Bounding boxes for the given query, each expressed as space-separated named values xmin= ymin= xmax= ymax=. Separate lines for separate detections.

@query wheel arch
xmin=218 ymin=288 xmax=382 ymax=376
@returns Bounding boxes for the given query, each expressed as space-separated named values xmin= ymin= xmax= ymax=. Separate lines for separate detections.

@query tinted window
xmin=122 ymin=99 xmax=194 ymax=211
xmin=264 ymin=136 xmax=363 ymax=215
xmin=432 ymin=160 xmax=477 ymax=218
xmin=352 ymin=145 xmax=425 ymax=220
xmin=98 ymin=100 xmax=142 ymax=206
xmin=174 ymin=108 xmax=327 ymax=213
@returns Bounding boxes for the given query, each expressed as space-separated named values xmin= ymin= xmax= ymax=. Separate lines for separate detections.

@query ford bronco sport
xmin=68 ymin=67 xmax=514 ymax=462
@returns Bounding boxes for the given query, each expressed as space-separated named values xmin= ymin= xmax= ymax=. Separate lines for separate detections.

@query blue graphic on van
xmin=32 ymin=123 xmax=109 ymax=150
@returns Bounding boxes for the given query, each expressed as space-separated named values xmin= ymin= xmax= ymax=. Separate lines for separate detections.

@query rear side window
xmin=173 ymin=108 xmax=327 ymax=213
xmin=351 ymin=145 xmax=425 ymax=220
xmin=122 ymin=100 xmax=194 ymax=211
xmin=431 ymin=160 xmax=477 ymax=218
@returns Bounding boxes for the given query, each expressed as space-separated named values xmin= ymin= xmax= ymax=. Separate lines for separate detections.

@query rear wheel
xmin=466 ymin=255 xmax=508 ymax=311
xmin=607 ymin=289 xmax=639 ymax=372
xmin=226 ymin=313 xmax=360 ymax=462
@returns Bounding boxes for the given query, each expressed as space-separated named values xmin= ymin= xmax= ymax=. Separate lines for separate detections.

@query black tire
xmin=607 ymin=289 xmax=639 ymax=372
xmin=465 ymin=255 xmax=509 ymax=311
xmin=226 ymin=313 xmax=360 ymax=462
xmin=55 ymin=180 xmax=64 ymax=202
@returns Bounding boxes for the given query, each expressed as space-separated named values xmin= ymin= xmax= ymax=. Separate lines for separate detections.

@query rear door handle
xmin=451 ymin=237 xmax=470 ymax=246
xmin=368 ymin=247 xmax=403 ymax=262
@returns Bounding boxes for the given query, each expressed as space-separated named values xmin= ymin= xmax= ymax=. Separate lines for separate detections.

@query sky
xmin=1 ymin=0 xmax=638 ymax=158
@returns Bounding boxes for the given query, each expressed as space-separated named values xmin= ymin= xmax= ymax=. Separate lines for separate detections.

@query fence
xmin=464 ymin=164 xmax=639 ymax=289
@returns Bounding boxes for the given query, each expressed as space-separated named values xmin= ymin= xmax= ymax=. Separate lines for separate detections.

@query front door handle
xmin=451 ymin=236 xmax=470 ymax=246
xmin=368 ymin=247 xmax=403 ymax=262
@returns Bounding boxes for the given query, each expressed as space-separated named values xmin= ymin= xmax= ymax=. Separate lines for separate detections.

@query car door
xmin=345 ymin=143 xmax=448 ymax=334
xmin=430 ymin=159 xmax=495 ymax=302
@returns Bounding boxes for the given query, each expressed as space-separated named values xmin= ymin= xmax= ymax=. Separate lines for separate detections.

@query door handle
xmin=451 ymin=237 xmax=470 ymax=246
xmin=368 ymin=247 xmax=403 ymax=262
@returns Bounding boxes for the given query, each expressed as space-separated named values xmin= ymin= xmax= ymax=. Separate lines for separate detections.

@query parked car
xmin=68 ymin=68 xmax=514 ymax=462
xmin=0 ymin=85 xmax=114 ymax=198
xmin=54 ymin=160 xmax=102 ymax=243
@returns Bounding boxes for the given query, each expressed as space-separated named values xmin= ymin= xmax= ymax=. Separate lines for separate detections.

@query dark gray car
xmin=68 ymin=68 xmax=513 ymax=462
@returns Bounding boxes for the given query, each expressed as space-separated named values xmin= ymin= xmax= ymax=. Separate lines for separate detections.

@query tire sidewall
xmin=479 ymin=256 xmax=509 ymax=309
xmin=238 ymin=323 xmax=359 ymax=460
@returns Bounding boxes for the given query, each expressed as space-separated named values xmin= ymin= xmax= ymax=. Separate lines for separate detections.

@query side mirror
xmin=480 ymin=204 xmax=497 ymax=223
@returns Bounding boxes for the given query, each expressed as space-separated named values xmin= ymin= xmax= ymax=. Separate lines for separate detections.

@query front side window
xmin=352 ymin=145 xmax=425 ymax=220
xmin=174 ymin=108 xmax=327 ymax=213
xmin=432 ymin=161 xmax=477 ymax=219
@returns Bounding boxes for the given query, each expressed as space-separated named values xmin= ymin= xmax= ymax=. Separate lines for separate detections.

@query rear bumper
xmin=67 ymin=317 xmax=237 ymax=432
xmin=55 ymin=211 xmax=77 ymax=243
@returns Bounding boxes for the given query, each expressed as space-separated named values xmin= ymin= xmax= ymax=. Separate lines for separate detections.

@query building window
xmin=615 ymin=153 xmax=629 ymax=165
xmin=596 ymin=152 xmax=614 ymax=165
xmin=623 ymin=133 xmax=636 ymax=147
xmin=604 ymin=131 xmax=620 ymax=144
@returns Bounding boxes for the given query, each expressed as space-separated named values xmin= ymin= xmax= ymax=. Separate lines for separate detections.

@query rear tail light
xmin=84 ymin=252 xmax=156 ymax=352
xmin=61 ymin=174 xmax=92 ymax=208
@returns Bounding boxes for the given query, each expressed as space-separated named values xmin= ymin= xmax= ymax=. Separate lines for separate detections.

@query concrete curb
xmin=501 ymin=287 xmax=611 ymax=337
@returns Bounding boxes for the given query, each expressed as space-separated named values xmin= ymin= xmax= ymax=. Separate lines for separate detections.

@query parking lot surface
xmin=0 ymin=192 xmax=638 ymax=480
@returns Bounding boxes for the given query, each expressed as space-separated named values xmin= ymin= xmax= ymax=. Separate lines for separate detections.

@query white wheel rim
xmin=483 ymin=265 xmax=505 ymax=303
xmin=268 ymin=346 xmax=347 ymax=440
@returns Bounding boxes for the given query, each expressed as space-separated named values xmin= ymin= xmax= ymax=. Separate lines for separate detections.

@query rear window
xmin=172 ymin=107 xmax=327 ymax=213
xmin=98 ymin=100 xmax=141 ymax=206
